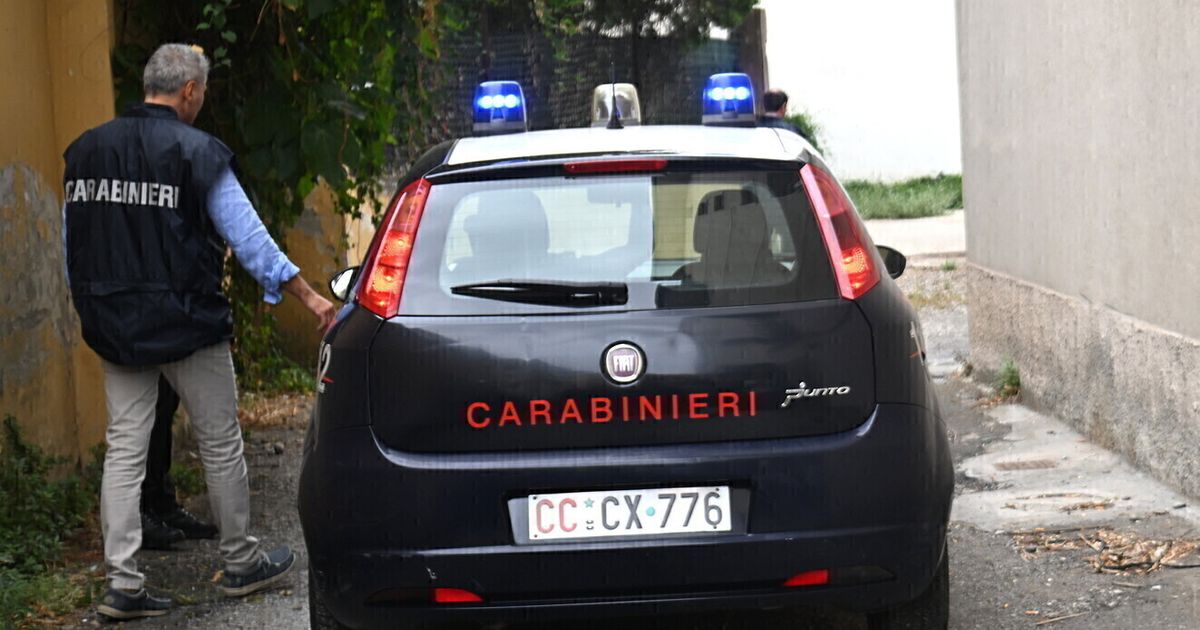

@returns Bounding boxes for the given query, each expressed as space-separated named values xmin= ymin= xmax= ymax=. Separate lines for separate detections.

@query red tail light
xmin=800 ymin=164 xmax=881 ymax=300
xmin=431 ymin=587 xmax=483 ymax=604
xmin=563 ymin=159 xmax=668 ymax=174
xmin=783 ymin=569 xmax=830 ymax=587
xmin=356 ymin=178 xmax=432 ymax=318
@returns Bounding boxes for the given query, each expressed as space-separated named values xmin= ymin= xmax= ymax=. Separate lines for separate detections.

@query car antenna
xmin=606 ymin=62 xmax=623 ymax=130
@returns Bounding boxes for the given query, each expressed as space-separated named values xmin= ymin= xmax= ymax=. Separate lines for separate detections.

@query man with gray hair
xmin=63 ymin=43 xmax=336 ymax=619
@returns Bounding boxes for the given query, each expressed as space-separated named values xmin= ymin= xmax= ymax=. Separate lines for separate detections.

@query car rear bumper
xmin=299 ymin=403 xmax=953 ymax=629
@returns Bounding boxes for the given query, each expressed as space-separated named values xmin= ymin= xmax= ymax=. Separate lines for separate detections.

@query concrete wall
xmin=958 ymin=1 xmax=1200 ymax=495
xmin=0 ymin=0 xmax=116 ymax=463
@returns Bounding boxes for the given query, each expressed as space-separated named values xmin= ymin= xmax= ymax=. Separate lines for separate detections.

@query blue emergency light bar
xmin=473 ymin=81 xmax=527 ymax=135
xmin=702 ymin=73 xmax=756 ymax=126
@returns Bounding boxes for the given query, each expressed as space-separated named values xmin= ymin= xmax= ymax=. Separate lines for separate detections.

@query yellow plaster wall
xmin=0 ymin=0 xmax=115 ymax=463
xmin=274 ymin=184 xmax=346 ymax=366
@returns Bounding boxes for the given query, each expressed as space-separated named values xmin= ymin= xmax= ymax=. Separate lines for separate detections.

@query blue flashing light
xmin=473 ymin=80 xmax=527 ymax=135
xmin=702 ymin=73 xmax=756 ymax=126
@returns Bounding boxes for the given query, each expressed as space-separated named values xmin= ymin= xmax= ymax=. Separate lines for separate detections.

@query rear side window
xmin=401 ymin=168 xmax=837 ymax=315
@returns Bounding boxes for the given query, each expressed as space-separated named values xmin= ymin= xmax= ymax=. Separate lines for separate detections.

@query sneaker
xmin=141 ymin=512 xmax=185 ymax=550
xmin=219 ymin=546 xmax=296 ymax=597
xmin=159 ymin=507 xmax=219 ymax=540
xmin=97 ymin=588 xmax=172 ymax=620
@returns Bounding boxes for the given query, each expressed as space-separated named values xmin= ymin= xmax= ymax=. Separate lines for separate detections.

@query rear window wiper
xmin=450 ymin=280 xmax=628 ymax=307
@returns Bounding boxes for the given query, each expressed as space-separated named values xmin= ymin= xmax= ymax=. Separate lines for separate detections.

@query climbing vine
xmin=112 ymin=0 xmax=446 ymax=389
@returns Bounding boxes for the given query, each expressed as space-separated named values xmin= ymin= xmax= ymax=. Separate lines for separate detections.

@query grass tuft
xmin=997 ymin=359 xmax=1021 ymax=399
xmin=844 ymin=174 xmax=963 ymax=220
xmin=784 ymin=111 xmax=825 ymax=154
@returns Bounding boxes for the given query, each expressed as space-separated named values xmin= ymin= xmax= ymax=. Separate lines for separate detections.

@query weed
xmin=231 ymin=298 xmax=314 ymax=395
xmin=784 ymin=110 xmax=825 ymax=154
xmin=169 ymin=462 xmax=206 ymax=498
xmin=844 ymin=174 xmax=963 ymax=220
xmin=906 ymin=288 xmax=964 ymax=310
xmin=997 ymin=359 xmax=1021 ymax=399
xmin=941 ymin=260 xmax=958 ymax=272
xmin=0 ymin=568 xmax=98 ymax=628
xmin=0 ymin=416 xmax=102 ymax=625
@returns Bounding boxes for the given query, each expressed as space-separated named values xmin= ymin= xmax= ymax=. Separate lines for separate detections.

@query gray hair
xmin=142 ymin=44 xmax=210 ymax=95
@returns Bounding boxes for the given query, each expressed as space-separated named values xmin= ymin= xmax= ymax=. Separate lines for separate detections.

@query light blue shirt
xmin=207 ymin=168 xmax=299 ymax=304
xmin=63 ymin=167 xmax=299 ymax=304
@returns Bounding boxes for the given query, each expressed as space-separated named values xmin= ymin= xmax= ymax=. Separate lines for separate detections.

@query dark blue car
xmin=300 ymin=124 xmax=953 ymax=629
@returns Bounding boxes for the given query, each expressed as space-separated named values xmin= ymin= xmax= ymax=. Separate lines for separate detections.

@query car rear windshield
xmin=400 ymin=166 xmax=837 ymax=315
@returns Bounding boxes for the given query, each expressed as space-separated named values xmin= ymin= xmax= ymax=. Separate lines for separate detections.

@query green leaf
xmin=340 ymin=133 xmax=362 ymax=173
xmin=307 ymin=0 xmax=336 ymax=20
xmin=301 ymin=120 xmax=346 ymax=187
xmin=280 ymin=0 xmax=302 ymax=9
xmin=197 ymin=22 xmax=211 ymax=30
xmin=273 ymin=139 xmax=301 ymax=181
xmin=416 ymin=26 xmax=437 ymax=58
xmin=297 ymin=174 xmax=316 ymax=201
xmin=221 ymin=30 xmax=237 ymax=43
xmin=241 ymin=147 xmax=274 ymax=176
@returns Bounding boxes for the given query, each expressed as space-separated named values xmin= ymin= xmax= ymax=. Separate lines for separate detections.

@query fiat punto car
xmin=300 ymin=124 xmax=953 ymax=629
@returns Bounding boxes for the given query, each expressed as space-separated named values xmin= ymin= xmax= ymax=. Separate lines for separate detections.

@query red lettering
xmin=749 ymin=390 xmax=758 ymax=416
xmin=560 ymin=399 xmax=583 ymax=424
xmin=639 ymin=395 xmax=662 ymax=420
xmin=529 ymin=400 xmax=552 ymax=425
xmin=466 ymin=402 xmax=492 ymax=429
xmin=717 ymin=392 xmax=740 ymax=417
xmin=671 ymin=394 xmax=680 ymax=419
xmin=559 ymin=498 xmax=577 ymax=532
xmin=591 ymin=397 xmax=613 ymax=423
xmin=621 ymin=396 xmax=631 ymax=421
xmin=499 ymin=401 xmax=522 ymax=427
xmin=689 ymin=393 xmax=710 ymax=419
xmin=536 ymin=499 xmax=554 ymax=534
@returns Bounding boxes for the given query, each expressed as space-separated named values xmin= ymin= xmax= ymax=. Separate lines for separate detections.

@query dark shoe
xmin=141 ymin=512 xmax=185 ymax=550
xmin=220 ymin=546 xmax=296 ymax=597
xmin=97 ymin=588 xmax=172 ymax=620
xmin=159 ymin=507 xmax=218 ymax=540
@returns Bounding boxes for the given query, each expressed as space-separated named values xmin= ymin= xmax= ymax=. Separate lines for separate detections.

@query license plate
xmin=527 ymin=486 xmax=732 ymax=541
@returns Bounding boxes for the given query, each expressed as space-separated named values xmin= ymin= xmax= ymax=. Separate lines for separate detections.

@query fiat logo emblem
xmin=603 ymin=342 xmax=645 ymax=384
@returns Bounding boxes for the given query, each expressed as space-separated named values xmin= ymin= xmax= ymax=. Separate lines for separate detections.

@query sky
xmin=759 ymin=0 xmax=962 ymax=181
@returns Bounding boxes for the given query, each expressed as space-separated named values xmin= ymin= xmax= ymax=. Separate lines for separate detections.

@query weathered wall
xmin=0 ymin=0 xmax=114 ymax=463
xmin=958 ymin=1 xmax=1200 ymax=495
xmin=274 ymin=185 xmax=345 ymax=366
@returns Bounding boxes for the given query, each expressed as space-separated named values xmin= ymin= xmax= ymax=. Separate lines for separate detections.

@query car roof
xmin=445 ymin=125 xmax=817 ymax=167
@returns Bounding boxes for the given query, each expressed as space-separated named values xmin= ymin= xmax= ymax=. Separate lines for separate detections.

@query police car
xmin=300 ymin=74 xmax=953 ymax=629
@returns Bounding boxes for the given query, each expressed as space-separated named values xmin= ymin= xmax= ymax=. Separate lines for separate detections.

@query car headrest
xmin=463 ymin=190 xmax=550 ymax=256
xmin=693 ymin=188 xmax=769 ymax=257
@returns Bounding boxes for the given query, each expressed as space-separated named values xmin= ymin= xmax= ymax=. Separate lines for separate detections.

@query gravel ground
xmin=60 ymin=259 xmax=1200 ymax=629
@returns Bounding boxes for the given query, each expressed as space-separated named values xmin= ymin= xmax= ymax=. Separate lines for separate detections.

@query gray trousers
xmin=100 ymin=342 xmax=263 ymax=590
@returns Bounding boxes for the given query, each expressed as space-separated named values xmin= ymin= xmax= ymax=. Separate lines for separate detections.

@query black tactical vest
xmin=63 ymin=103 xmax=234 ymax=366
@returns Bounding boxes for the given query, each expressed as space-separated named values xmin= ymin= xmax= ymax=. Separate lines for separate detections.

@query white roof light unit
xmin=591 ymin=83 xmax=642 ymax=127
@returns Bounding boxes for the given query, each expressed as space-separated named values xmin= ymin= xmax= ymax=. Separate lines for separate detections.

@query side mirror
xmin=877 ymin=246 xmax=906 ymax=279
xmin=329 ymin=267 xmax=359 ymax=302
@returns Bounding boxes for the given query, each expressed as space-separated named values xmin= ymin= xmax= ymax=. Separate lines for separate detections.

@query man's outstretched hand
xmin=283 ymin=274 xmax=337 ymax=332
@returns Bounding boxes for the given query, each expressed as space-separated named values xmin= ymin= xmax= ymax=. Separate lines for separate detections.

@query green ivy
xmin=0 ymin=417 xmax=97 ymax=576
xmin=112 ymin=0 xmax=445 ymax=391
